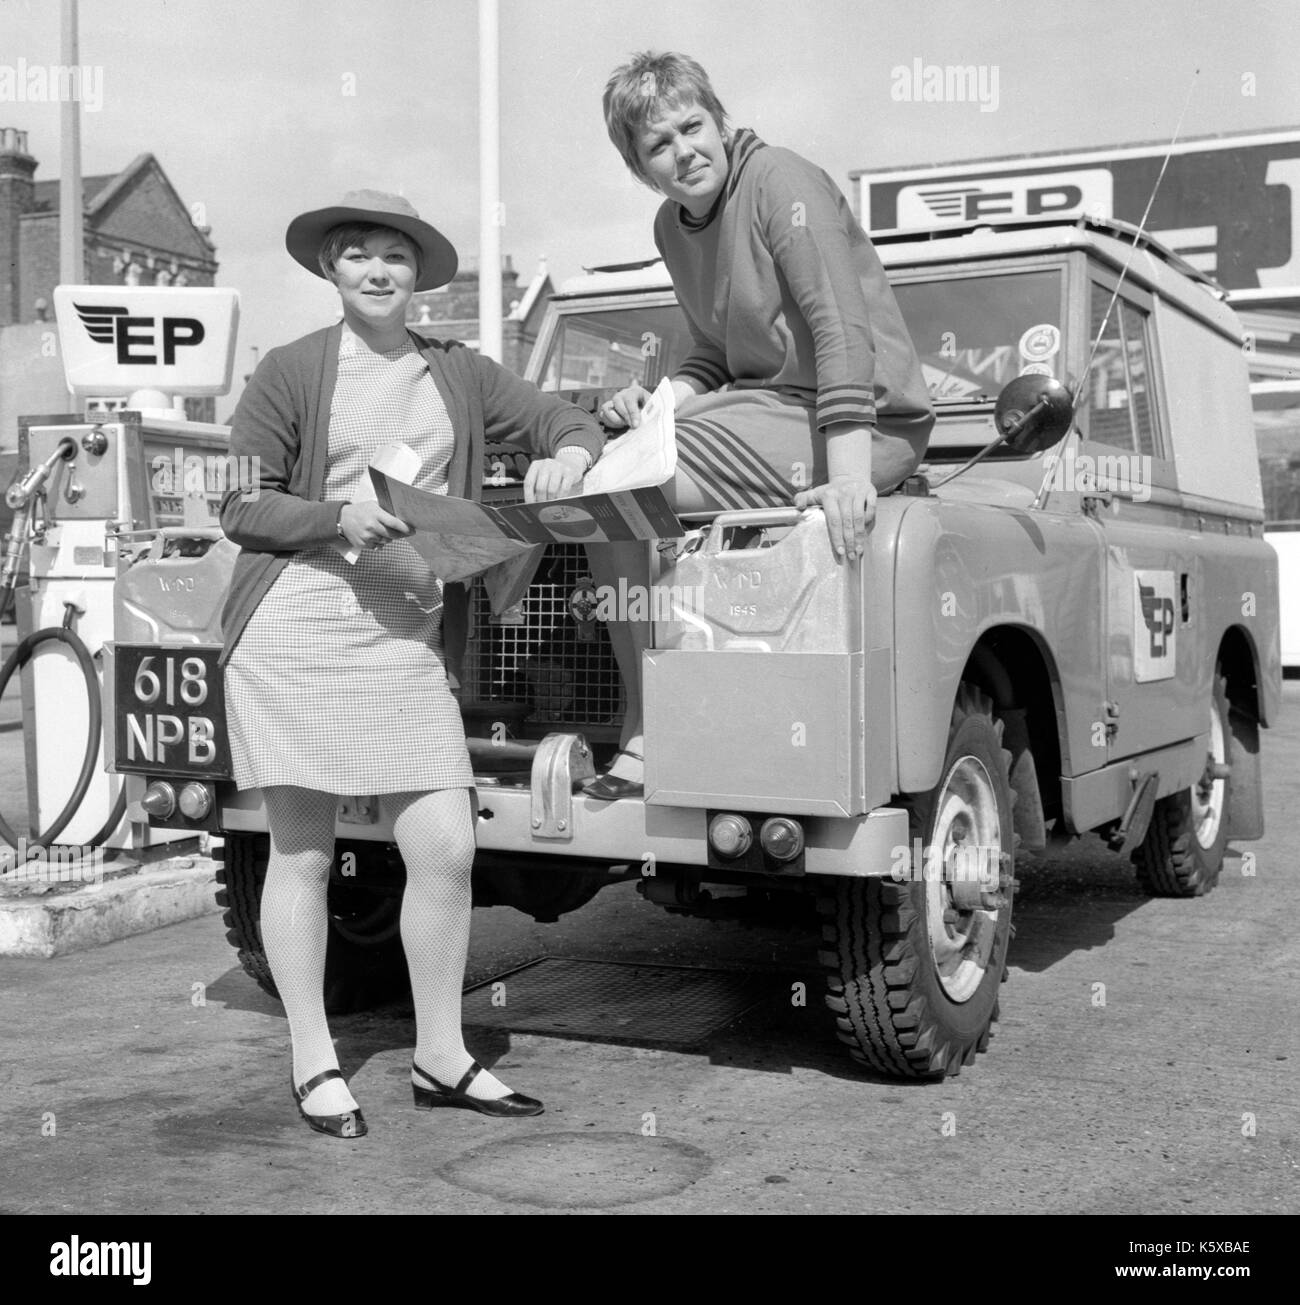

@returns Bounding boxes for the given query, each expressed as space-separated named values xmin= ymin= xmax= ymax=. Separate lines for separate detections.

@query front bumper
xmin=216 ymin=732 xmax=908 ymax=878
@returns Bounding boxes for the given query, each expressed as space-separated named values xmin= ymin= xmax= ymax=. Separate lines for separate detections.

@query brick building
xmin=0 ymin=126 xmax=219 ymax=432
xmin=408 ymin=254 xmax=553 ymax=374
xmin=0 ymin=126 xmax=218 ymax=325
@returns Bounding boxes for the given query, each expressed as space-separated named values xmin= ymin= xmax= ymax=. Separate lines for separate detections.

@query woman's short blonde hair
xmin=317 ymin=222 xmax=422 ymax=283
xmin=602 ymin=51 xmax=729 ymax=186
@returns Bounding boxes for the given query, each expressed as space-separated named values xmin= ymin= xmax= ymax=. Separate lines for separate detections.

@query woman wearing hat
xmin=219 ymin=191 xmax=604 ymax=1138
xmin=584 ymin=51 xmax=934 ymax=799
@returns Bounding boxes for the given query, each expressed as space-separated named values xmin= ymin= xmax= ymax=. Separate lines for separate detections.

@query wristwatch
xmin=336 ymin=502 xmax=350 ymax=540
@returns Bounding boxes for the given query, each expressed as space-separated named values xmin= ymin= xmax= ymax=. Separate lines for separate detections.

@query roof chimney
xmin=0 ymin=128 xmax=38 ymax=326
xmin=0 ymin=128 xmax=33 ymax=157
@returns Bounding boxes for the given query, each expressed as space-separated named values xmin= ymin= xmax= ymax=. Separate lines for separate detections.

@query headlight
xmin=178 ymin=782 xmax=212 ymax=820
xmin=759 ymin=816 xmax=804 ymax=862
xmin=708 ymin=813 xmax=753 ymax=858
xmin=141 ymin=781 xmax=176 ymax=819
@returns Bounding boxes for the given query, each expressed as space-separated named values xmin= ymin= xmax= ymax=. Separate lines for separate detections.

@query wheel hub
xmin=1190 ymin=703 xmax=1227 ymax=849
xmin=925 ymin=754 xmax=1003 ymax=1003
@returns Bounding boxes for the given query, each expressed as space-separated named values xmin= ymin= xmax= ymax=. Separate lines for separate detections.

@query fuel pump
xmin=1 ymin=284 xmax=239 ymax=854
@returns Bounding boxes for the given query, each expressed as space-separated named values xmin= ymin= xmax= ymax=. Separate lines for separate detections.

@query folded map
xmin=368 ymin=378 xmax=683 ymax=599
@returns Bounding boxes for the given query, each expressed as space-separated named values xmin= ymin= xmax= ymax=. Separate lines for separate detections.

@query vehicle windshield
xmin=539 ymin=305 xmax=695 ymax=392
xmin=892 ymin=268 xmax=1067 ymax=406
xmin=537 ymin=268 xmax=1067 ymax=458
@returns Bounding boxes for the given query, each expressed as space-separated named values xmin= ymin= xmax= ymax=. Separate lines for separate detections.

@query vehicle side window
xmin=1087 ymin=284 xmax=1157 ymax=458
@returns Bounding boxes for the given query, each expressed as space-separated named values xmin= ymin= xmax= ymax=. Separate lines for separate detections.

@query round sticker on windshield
xmin=1019 ymin=324 xmax=1061 ymax=361
xmin=1020 ymin=361 xmax=1054 ymax=377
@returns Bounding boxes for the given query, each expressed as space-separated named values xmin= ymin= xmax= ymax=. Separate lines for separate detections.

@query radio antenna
xmin=1032 ymin=67 xmax=1200 ymax=510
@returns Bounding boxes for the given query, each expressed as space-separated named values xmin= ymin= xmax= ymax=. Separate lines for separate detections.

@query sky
xmin=2 ymin=0 xmax=1298 ymax=418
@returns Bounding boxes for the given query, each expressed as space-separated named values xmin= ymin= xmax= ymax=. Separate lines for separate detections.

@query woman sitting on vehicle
xmin=585 ymin=51 xmax=935 ymax=799
xmin=219 ymin=190 xmax=603 ymax=1137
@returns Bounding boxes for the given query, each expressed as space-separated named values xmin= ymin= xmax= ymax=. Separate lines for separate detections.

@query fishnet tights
xmin=261 ymin=785 xmax=508 ymax=1115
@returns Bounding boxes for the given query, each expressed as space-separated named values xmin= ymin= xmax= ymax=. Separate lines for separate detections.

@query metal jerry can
xmin=112 ymin=528 xmax=237 ymax=645
xmin=643 ymin=507 xmax=889 ymax=818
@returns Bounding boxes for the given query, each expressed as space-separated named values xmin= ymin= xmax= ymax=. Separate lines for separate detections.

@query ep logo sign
xmin=73 ymin=302 xmax=205 ymax=364
xmin=52 ymin=285 xmax=239 ymax=399
xmin=1134 ymin=570 xmax=1177 ymax=682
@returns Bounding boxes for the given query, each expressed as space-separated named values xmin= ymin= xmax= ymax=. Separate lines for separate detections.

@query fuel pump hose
xmin=0 ymin=604 xmax=121 ymax=854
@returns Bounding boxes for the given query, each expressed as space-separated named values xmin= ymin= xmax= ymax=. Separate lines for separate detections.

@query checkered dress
xmin=224 ymin=328 xmax=473 ymax=794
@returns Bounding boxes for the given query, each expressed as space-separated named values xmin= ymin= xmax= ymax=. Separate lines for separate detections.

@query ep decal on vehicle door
xmin=1134 ymin=570 xmax=1177 ymax=682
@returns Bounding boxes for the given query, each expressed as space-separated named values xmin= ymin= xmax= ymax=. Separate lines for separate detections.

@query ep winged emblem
xmin=73 ymin=302 xmax=129 ymax=343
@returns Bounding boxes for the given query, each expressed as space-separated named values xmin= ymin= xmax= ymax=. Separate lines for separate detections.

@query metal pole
xmin=59 ymin=0 xmax=84 ymax=285
xmin=478 ymin=0 xmax=502 ymax=362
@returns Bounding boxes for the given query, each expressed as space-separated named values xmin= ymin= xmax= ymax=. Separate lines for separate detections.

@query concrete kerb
xmin=0 ymin=854 xmax=221 ymax=957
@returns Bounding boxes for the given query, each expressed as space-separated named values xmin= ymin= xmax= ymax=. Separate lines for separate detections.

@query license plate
xmin=114 ymin=644 xmax=232 ymax=778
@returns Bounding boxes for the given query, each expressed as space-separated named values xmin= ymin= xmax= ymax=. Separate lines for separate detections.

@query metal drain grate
xmin=464 ymin=958 xmax=781 ymax=1046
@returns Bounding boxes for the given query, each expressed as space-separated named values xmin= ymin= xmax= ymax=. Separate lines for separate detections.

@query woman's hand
xmin=600 ymin=378 xmax=702 ymax=429
xmin=338 ymin=500 xmax=412 ymax=551
xmin=599 ymin=384 xmax=652 ymax=430
xmin=794 ymin=476 xmax=877 ymax=561
xmin=524 ymin=450 xmax=587 ymax=502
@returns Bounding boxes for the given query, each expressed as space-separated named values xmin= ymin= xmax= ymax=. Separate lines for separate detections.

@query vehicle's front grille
xmin=463 ymin=544 xmax=625 ymax=740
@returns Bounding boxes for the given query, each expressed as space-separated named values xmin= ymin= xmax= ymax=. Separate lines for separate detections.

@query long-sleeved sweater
xmin=217 ymin=321 xmax=603 ymax=667
xmin=654 ymin=129 xmax=933 ymax=438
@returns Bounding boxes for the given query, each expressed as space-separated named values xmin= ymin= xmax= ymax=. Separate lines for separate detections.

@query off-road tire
xmin=820 ymin=684 xmax=1016 ymax=1078
xmin=215 ymin=833 xmax=410 ymax=1013
xmin=1132 ymin=675 xmax=1232 ymax=897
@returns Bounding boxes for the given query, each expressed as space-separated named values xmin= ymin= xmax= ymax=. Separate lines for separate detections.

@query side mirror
xmin=993 ymin=375 xmax=1074 ymax=454
xmin=930 ymin=373 xmax=1076 ymax=491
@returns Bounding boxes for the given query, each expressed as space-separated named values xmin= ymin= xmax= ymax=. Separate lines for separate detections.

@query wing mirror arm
xmin=929 ymin=376 xmax=1075 ymax=491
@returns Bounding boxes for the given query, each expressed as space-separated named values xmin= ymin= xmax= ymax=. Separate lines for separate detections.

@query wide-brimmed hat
xmin=285 ymin=189 xmax=458 ymax=291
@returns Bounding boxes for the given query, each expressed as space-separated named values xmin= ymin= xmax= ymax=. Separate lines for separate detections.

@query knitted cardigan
xmin=217 ymin=321 xmax=603 ymax=670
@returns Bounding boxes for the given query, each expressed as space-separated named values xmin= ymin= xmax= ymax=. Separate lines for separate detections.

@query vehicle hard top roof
xmin=871 ymin=213 xmax=1215 ymax=283
xmin=552 ymin=217 xmax=1238 ymax=335
xmin=875 ymin=214 xmax=1238 ymax=334
xmin=555 ymin=257 xmax=676 ymax=298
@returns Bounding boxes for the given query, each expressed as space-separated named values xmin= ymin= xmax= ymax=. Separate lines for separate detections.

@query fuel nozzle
xmin=4 ymin=437 xmax=77 ymax=512
xmin=2 ymin=438 xmax=78 ymax=591
xmin=0 ymin=510 xmax=27 ymax=592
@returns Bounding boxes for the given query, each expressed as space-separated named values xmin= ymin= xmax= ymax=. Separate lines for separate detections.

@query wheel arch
xmin=1216 ymin=621 xmax=1269 ymax=726
xmin=962 ymin=626 xmax=1066 ymax=849
xmin=1216 ymin=622 xmax=1268 ymax=842
xmin=897 ymin=622 xmax=1067 ymax=842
